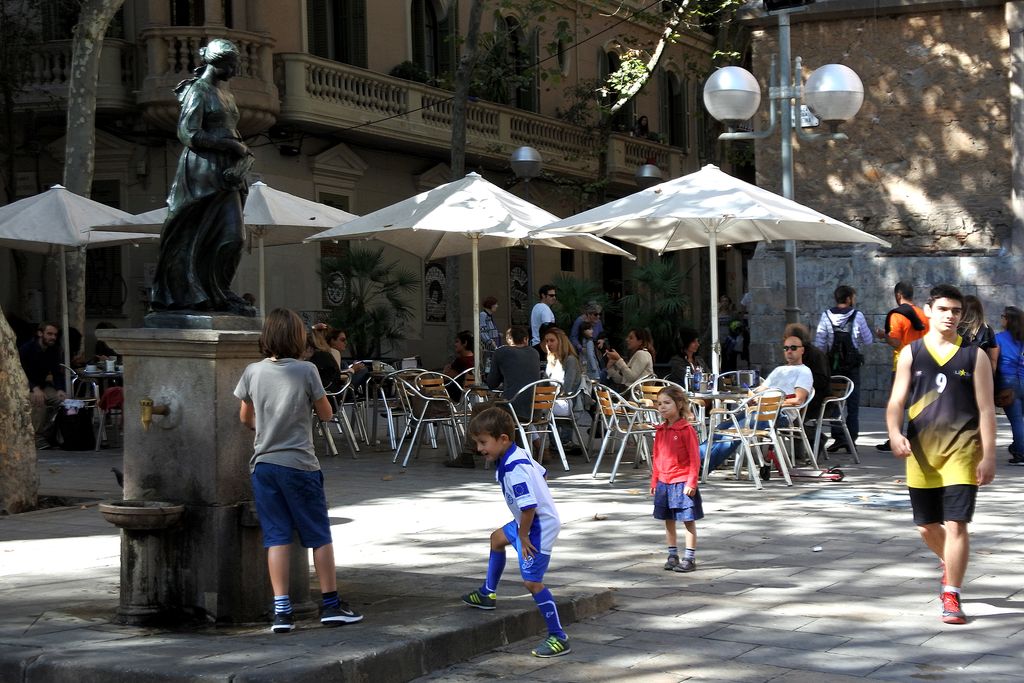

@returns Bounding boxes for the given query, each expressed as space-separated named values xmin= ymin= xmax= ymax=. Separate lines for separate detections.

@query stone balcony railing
xmin=136 ymin=26 xmax=278 ymax=135
xmin=274 ymin=53 xmax=690 ymax=187
xmin=13 ymin=39 xmax=135 ymax=113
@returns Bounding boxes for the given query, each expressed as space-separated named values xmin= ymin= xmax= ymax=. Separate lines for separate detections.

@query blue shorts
xmin=251 ymin=463 xmax=333 ymax=548
xmin=653 ymin=482 xmax=705 ymax=522
xmin=502 ymin=520 xmax=551 ymax=583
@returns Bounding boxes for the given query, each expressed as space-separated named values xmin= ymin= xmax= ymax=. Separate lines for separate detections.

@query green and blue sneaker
xmin=531 ymin=634 xmax=571 ymax=658
xmin=461 ymin=589 xmax=497 ymax=610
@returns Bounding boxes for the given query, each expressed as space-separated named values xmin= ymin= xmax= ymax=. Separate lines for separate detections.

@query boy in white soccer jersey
xmin=461 ymin=407 xmax=570 ymax=658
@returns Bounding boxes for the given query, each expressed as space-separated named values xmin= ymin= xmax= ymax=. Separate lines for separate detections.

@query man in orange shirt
xmin=875 ymin=281 xmax=928 ymax=451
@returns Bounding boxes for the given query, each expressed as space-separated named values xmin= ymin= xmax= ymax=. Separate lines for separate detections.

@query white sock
xmin=943 ymin=585 xmax=960 ymax=595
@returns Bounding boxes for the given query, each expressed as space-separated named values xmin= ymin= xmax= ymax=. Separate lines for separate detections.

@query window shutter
xmin=411 ymin=0 xmax=425 ymax=68
xmin=350 ymin=0 xmax=368 ymax=68
xmin=307 ymin=0 xmax=329 ymax=58
xmin=680 ymin=76 xmax=690 ymax=152
xmin=438 ymin=0 xmax=458 ymax=78
xmin=660 ymin=70 xmax=671 ymax=143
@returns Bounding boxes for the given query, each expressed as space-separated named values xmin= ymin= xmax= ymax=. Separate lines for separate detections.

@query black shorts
xmin=908 ymin=485 xmax=978 ymax=526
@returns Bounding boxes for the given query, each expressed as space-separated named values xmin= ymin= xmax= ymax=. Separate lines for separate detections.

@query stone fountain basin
xmin=99 ymin=500 xmax=185 ymax=530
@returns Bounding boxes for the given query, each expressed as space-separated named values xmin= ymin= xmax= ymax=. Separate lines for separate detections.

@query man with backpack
xmin=814 ymin=285 xmax=873 ymax=453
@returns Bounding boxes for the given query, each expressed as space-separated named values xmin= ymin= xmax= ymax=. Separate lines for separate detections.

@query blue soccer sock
xmin=274 ymin=595 xmax=292 ymax=615
xmin=667 ymin=546 xmax=679 ymax=557
xmin=482 ymin=550 xmax=506 ymax=594
xmin=321 ymin=590 xmax=340 ymax=609
xmin=684 ymin=548 xmax=696 ymax=561
xmin=533 ymin=588 xmax=566 ymax=640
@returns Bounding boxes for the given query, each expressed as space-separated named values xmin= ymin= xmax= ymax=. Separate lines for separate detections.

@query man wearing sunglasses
xmin=530 ymin=285 xmax=557 ymax=346
xmin=750 ymin=336 xmax=813 ymax=407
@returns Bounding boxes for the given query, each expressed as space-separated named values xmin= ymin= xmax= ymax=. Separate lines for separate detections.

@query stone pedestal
xmin=100 ymin=328 xmax=312 ymax=625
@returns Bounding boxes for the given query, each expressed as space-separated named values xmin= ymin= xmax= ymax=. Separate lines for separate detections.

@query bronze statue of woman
xmin=150 ymin=38 xmax=255 ymax=316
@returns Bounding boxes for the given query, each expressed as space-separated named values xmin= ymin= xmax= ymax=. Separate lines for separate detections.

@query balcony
xmin=14 ymin=39 xmax=135 ymax=114
xmin=136 ymin=27 xmax=278 ymax=136
xmin=274 ymin=53 xmax=689 ymax=189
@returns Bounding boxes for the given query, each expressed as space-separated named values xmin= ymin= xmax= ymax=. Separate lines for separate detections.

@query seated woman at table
xmin=443 ymin=330 xmax=475 ymax=400
xmin=306 ymin=332 xmax=343 ymax=393
xmin=667 ymin=328 xmax=707 ymax=386
xmin=543 ymin=327 xmax=583 ymax=453
xmin=605 ymin=328 xmax=655 ymax=389
xmin=324 ymin=326 xmax=370 ymax=390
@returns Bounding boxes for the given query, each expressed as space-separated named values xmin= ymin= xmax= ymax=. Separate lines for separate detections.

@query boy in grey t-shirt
xmin=234 ymin=308 xmax=364 ymax=633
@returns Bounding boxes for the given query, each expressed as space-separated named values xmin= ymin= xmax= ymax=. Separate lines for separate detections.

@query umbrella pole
xmin=472 ymin=235 xmax=481 ymax=382
xmin=708 ymin=234 xmax=720 ymax=379
xmin=60 ymin=249 xmax=72 ymax=392
xmin=258 ymin=233 xmax=266 ymax=319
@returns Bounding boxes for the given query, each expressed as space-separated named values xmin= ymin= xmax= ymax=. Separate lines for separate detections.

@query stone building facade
xmin=740 ymin=0 xmax=1023 ymax=405
xmin=0 ymin=0 xmax=717 ymax=368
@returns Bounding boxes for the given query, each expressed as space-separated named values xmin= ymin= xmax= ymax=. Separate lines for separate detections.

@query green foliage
xmin=389 ymin=60 xmax=431 ymax=84
xmin=550 ymin=276 xmax=612 ymax=331
xmin=618 ymin=257 xmax=695 ymax=362
xmin=321 ymin=245 xmax=420 ymax=359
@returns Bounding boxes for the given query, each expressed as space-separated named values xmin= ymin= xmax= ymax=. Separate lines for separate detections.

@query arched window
xmin=308 ymin=0 xmax=368 ymax=68
xmin=412 ymin=0 xmax=456 ymax=79
xmin=168 ymin=1 xmax=233 ymax=28
xmin=504 ymin=16 xmax=537 ymax=112
xmin=600 ymin=49 xmax=633 ymax=132
xmin=41 ymin=0 xmax=125 ymax=40
xmin=660 ymin=69 xmax=689 ymax=150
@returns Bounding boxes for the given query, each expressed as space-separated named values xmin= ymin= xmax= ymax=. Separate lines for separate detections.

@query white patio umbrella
xmin=0 ymin=184 xmax=158 ymax=385
xmin=538 ymin=164 xmax=891 ymax=376
xmin=92 ymin=181 xmax=358 ymax=315
xmin=306 ymin=172 xmax=634 ymax=379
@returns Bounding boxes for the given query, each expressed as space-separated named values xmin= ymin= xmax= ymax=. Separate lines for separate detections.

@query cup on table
xmin=105 ymin=359 xmax=117 ymax=372
xmin=85 ymin=364 xmax=98 ymax=373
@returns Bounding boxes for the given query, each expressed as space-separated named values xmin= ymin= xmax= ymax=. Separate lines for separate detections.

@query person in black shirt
xmin=19 ymin=321 xmax=66 ymax=433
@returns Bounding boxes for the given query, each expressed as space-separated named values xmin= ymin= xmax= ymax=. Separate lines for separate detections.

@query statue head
xmin=199 ymin=39 xmax=240 ymax=68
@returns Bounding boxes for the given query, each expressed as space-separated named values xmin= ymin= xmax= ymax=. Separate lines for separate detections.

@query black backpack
xmin=827 ymin=312 xmax=863 ymax=375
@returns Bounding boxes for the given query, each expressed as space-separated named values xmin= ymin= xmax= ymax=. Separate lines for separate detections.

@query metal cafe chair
xmin=777 ymin=387 xmax=817 ymax=469
xmin=590 ymin=383 xmax=657 ymax=484
xmin=552 ymin=376 xmax=592 ymax=463
xmin=509 ymin=379 xmax=568 ymax=471
xmin=393 ymin=372 xmax=463 ymax=467
xmin=805 ymin=375 xmax=860 ymax=464
xmin=319 ymin=373 xmax=363 ymax=458
xmin=705 ymin=388 xmax=792 ymax=489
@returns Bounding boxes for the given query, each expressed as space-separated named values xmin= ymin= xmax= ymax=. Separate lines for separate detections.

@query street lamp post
xmin=702 ymin=4 xmax=864 ymax=324
xmin=510 ymin=146 xmax=543 ymax=303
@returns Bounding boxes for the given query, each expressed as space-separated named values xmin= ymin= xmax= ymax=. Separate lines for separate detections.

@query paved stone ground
xmin=1 ymin=407 xmax=1022 ymax=682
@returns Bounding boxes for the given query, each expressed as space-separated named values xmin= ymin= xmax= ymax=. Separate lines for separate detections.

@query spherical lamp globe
xmin=703 ymin=66 xmax=761 ymax=125
xmin=804 ymin=64 xmax=864 ymax=123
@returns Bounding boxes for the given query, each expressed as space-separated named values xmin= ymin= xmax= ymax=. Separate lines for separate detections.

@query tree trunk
xmin=449 ymin=0 xmax=485 ymax=179
xmin=61 ymin=0 xmax=125 ymax=336
xmin=0 ymin=304 xmax=37 ymax=513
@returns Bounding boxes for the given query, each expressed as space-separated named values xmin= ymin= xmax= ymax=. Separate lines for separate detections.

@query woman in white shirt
xmin=606 ymin=328 xmax=655 ymax=387
xmin=543 ymin=327 xmax=581 ymax=416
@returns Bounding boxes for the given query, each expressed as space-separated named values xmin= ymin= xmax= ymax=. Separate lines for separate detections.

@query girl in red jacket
xmin=652 ymin=385 xmax=704 ymax=572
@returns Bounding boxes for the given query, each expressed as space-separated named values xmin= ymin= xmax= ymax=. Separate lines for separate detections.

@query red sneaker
xmin=941 ymin=591 xmax=966 ymax=624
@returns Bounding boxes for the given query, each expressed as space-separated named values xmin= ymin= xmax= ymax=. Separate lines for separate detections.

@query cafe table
xmin=77 ymin=365 xmax=124 ymax=450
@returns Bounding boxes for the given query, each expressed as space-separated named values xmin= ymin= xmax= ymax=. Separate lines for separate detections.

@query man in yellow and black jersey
xmin=886 ymin=284 xmax=996 ymax=626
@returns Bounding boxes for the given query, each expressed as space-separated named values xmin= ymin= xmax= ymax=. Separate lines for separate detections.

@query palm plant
xmin=551 ymin=276 xmax=612 ymax=331
xmin=321 ymin=245 xmax=419 ymax=359
xmin=619 ymin=257 xmax=694 ymax=362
